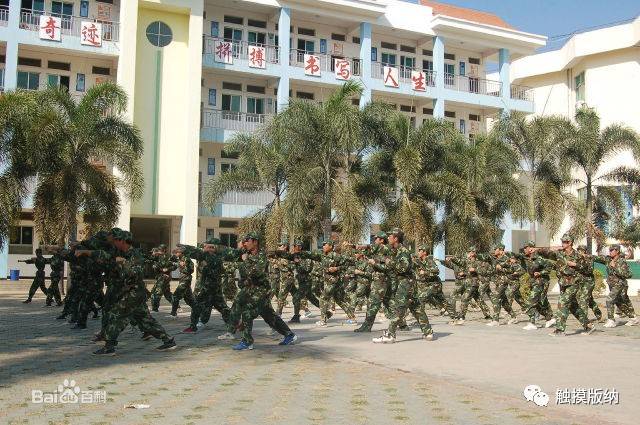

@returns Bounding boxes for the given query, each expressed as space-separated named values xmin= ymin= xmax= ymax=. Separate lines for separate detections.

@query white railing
xmin=203 ymin=37 xmax=280 ymax=64
xmin=0 ymin=6 xmax=9 ymax=26
xmin=445 ymin=74 xmax=502 ymax=97
xmin=19 ymin=10 xmax=120 ymax=42
xmin=511 ymin=84 xmax=534 ymax=102
xmin=198 ymin=191 xmax=275 ymax=215
xmin=201 ymin=109 xmax=273 ymax=133
xmin=289 ymin=50 xmax=362 ymax=76
xmin=371 ymin=62 xmax=435 ymax=86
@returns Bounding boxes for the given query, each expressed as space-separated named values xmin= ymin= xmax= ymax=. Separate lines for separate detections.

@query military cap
xmin=418 ymin=244 xmax=429 ymax=251
xmin=468 ymin=245 xmax=477 ymax=252
xmin=93 ymin=230 xmax=109 ymax=241
xmin=523 ymin=240 xmax=536 ymax=248
xmin=374 ymin=231 xmax=387 ymax=239
xmin=205 ymin=237 xmax=222 ymax=245
xmin=322 ymin=240 xmax=335 ymax=247
xmin=113 ymin=230 xmax=133 ymax=243
xmin=243 ymin=232 xmax=260 ymax=241
xmin=158 ymin=244 xmax=167 ymax=250
xmin=609 ymin=244 xmax=621 ymax=252
xmin=293 ymin=239 xmax=304 ymax=247
xmin=493 ymin=243 xmax=505 ymax=250
xmin=560 ymin=234 xmax=574 ymax=243
xmin=196 ymin=243 xmax=204 ymax=249
xmin=109 ymin=227 xmax=123 ymax=237
xmin=389 ymin=228 xmax=403 ymax=235
xmin=576 ymin=245 xmax=587 ymax=252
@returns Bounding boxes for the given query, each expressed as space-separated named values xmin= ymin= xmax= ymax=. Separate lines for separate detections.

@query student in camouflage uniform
xmin=487 ymin=243 xmax=517 ymax=326
xmin=538 ymin=234 xmax=593 ymax=336
xmin=45 ymin=246 xmax=64 ymax=306
xmin=505 ymin=253 xmax=527 ymax=323
xmin=373 ymin=230 xmax=435 ymax=343
xmin=350 ymin=247 xmax=372 ymax=312
xmin=181 ymin=238 xmax=233 ymax=333
xmin=92 ymin=230 xmax=176 ymax=355
xmin=414 ymin=245 xmax=456 ymax=319
xmin=516 ymin=241 xmax=555 ymax=330
xmin=477 ymin=253 xmax=494 ymax=318
xmin=446 ymin=246 xmax=493 ymax=325
xmin=268 ymin=256 xmax=281 ymax=301
xmin=222 ymin=260 xmax=239 ymax=304
xmin=228 ymin=232 xmax=298 ymax=350
xmin=576 ymin=245 xmax=603 ymax=322
xmin=594 ymin=244 xmax=639 ymax=328
xmin=150 ymin=245 xmax=176 ymax=312
xmin=355 ymin=232 xmax=392 ymax=333
xmin=73 ymin=234 xmax=107 ymax=329
xmin=171 ymin=246 xmax=195 ymax=317
xmin=315 ymin=240 xmax=357 ymax=326
xmin=441 ymin=256 xmax=467 ymax=321
xmin=21 ymin=248 xmax=49 ymax=303
xmin=275 ymin=243 xmax=296 ymax=316
xmin=289 ymin=240 xmax=320 ymax=323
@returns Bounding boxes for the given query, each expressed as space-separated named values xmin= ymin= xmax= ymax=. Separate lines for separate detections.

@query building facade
xmin=0 ymin=0 xmax=545 ymax=277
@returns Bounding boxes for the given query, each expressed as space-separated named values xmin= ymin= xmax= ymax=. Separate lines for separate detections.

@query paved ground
xmin=1 ymin=281 xmax=638 ymax=425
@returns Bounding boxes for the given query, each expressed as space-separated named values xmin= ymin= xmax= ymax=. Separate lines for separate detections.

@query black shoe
xmin=398 ymin=325 xmax=411 ymax=332
xmin=169 ymin=311 xmax=178 ymax=317
xmin=152 ymin=308 xmax=159 ymax=312
xmin=45 ymin=302 xmax=52 ymax=307
xmin=56 ymin=302 xmax=63 ymax=307
xmin=288 ymin=315 xmax=301 ymax=324
xmin=93 ymin=346 xmax=116 ymax=356
xmin=549 ymin=329 xmax=565 ymax=337
xmin=56 ymin=314 xmax=67 ymax=320
xmin=156 ymin=338 xmax=177 ymax=351
xmin=22 ymin=299 xmax=32 ymax=304
xmin=326 ymin=311 xmax=333 ymax=319
xmin=141 ymin=332 xmax=154 ymax=341
xmin=68 ymin=319 xmax=77 ymax=324
xmin=71 ymin=323 xmax=87 ymax=329
xmin=354 ymin=323 xmax=372 ymax=333
xmin=91 ymin=334 xmax=105 ymax=343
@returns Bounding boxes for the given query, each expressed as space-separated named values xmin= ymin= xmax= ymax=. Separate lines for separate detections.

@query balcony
xmin=0 ymin=6 xmax=8 ymax=26
xmin=289 ymin=50 xmax=362 ymax=76
xmin=199 ymin=190 xmax=275 ymax=218
xmin=511 ymin=84 xmax=534 ymax=102
xmin=371 ymin=62 xmax=435 ymax=86
xmin=445 ymin=74 xmax=502 ymax=97
xmin=201 ymin=109 xmax=273 ymax=142
xmin=18 ymin=10 xmax=120 ymax=42
xmin=203 ymin=37 xmax=280 ymax=70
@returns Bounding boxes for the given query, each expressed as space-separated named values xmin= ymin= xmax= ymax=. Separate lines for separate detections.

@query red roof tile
xmin=420 ymin=1 xmax=515 ymax=30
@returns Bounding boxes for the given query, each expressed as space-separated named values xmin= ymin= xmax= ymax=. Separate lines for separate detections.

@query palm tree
xmin=493 ymin=112 xmax=572 ymax=242
xmin=0 ymin=83 xmax=144 ymax=247
xmin=562 ymin=106 xmax=640 ymax=251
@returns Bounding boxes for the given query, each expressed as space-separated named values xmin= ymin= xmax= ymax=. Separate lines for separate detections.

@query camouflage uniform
xmin=442 ymin=257 xmax=466 ymax=317
xmin=291 ymin=251 xmax=320 ymax=318
xmin=477 ymin=255 xmax=494 ymax=316
xmin=451 ymin=255 xmax=493 ymax=320
xmin=593 ymin=253 xmax=636 ymax=320
xmin=24 ymin=253 xmax=48 ymax=301
xmin=268 ymin=257 xmax=281 ymax=301
xmin=222 ymin=260 xmax=239 ymax=303
xmin=46 ymin=252 xmax=64 ymax=306
xmin=355 ymin=242 xmax=392 ymax=331
xmin=489 ymin=252 xmax=517 ymax=321
xmin=171 ymin=254 xmax=195 ymax=316
xmin=414 ymin=253 xmax=456 ymax=318
xmin=75 ymin=239 xmax=105 ymax=327
xmin=350 ymin=253 xmax=372 ymax=311
xmin=505 ymin=256 xmax=527 ymax=312
xmin=318 ymin=247 xmax=356 ymax=322
xmin=576 ymin=251 xmax=603 ymax=321
xmin=276 ymin=255 xmax=296 ymax=316
xmin=518 ymin=252 xmax=554 ymax=323
xmin=150 ymin=251 xmax=176 ymax=312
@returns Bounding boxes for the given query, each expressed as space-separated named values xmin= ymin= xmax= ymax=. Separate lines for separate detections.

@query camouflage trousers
xmin=458 ymin=279 xmax=492 ymax=320
xmin=104 ymin=292 xmax=171 ymax=346
xmin=60 ymin=274 xmax=81 ymax=318
xmin=46 ymin=274 xmax=63 ymax=305
xmin=449 ymin=279 xmax=466 ymax=316
xmin=222 ymin=274 xmax=238 ymax=303
xmin=150 ymin=274 xmax=173 ymax=311
xmin=491 ymin=279 xmax=516 ymax=321
xmin=76 ymin=276 xmax=101 ymax=326
xmin=417 ymin=281 xmax=456 ymax=319
xmin=506 ymin=280 xmax=527 ymax=312
xmin=361 ymin=273 xmax=392 ymax=326
xmin=171 ymin=277 xmax=194 ymax=315
xmin=606 ymin=282 xmax=636 ymax=320
xmin=525 ymin=278 xmax=553 ymax=322
xmin=388 ymin=278 xmax=432 ymax=338
xmin=269 ymin=272 xmax=280 ymax=300
xmin=190 ymin=279 xmax=230 ymax=328
xmin=229 ymin=288 xmax=291 ymax=345
xmin=578 ymin=278 xmax=602 ymax=320
xmin=27 ymin=271 xmax=48 ymax=300
xmin=97 ymin=284 xmax=121 ymax=337
xmin=320 ymin=275 xmax=355 ymax=322
xmin=276 ymin=273 xmax=296 ymax=316
xmin=554 ymin=283 xmax=588 ymax=331
xmin=349 ymin=277 xmax=371 ymax=311
xmin=292 ymin=276 xmax=320 ymax=317
xmin=478 ymin=278 xmax=493 ymax=308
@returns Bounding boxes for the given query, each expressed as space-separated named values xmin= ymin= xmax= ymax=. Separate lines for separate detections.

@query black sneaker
xmin=71 ymin=323 xmax=87 ymax=329
xmin=288 ymin=315 xmax=301 ymax=324
xmin=56 ymin=314 xmax=67 ymax=320
xmin=549 ymin=329 xmax=565 ymax=337
xmin=141 ymin=332 xmax=154 ymax=341
xmin=156 ymin=338 xmax=177 ymax=351
xmin=91 ymin=334 xmax=105 ymax=343
xmin=22 ymin=299 xmax=32 ymax=304
xmin=56 ymin=302 xmax=63 ymax=307
xmin=93 ymin=346 xmax=116 ymax=356
xmin=354 ymin=323 xmax=372 ymax=333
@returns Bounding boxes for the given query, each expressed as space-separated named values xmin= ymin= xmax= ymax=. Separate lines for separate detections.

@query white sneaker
xmin=302 ymin=310 xmax=314 ymax=319
xmin=372 ymin=333 xmax=395 ymax=344
xmin=423 ymin=333 xmax=436 ymax=341
xmin=507 ymin=317 xmax=519 ymax=325
xmin=486 ymin=320 xmax=499 ymax=327
xmin=544 ymin=318 xmax=556 ymax=328
xmin=454 ymin=319 xmax=465 ymax=326
xmin=196 ymin=321 xmax=205 ymax=329
xmin=582 ymin=324 xmax=596 ymax=335
xmin=603 ymin=319 xmax=617 ymax=328
xmin=217 ymin=332 xmax=235 ymax=340
xmin=315 ymin=320 xmax=327 ymax=327
xmin=614 ymin=313 xmax=621 ymax=319
xmin=624 ymin=317 xmax=639 ymax=327
xmin=522 ymin=322 xmax=538 ymax=331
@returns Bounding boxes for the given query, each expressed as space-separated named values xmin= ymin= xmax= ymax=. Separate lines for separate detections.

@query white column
xmin=4 ymin=0 xmax=21 ymax=90
xmin=432 ymin=37 xmax=446 ymax=279
xmin=499 ymin=48 xmax=511 ymax=102
xmin=359 ymin=22 xmax=372 ymax=108
xmin=277 ymin=7 xmax=291 ymax=111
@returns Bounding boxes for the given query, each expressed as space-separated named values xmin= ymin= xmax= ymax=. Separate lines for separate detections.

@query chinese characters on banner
xmin=214 ymin=40 xmax=233 ymax=64
xmin=39 ymin=15 xmax=61 ymax=41
xmin=411 ymin=70 xmax=426 ymax=91
xmin=81 ymin=22 xmax=103 ymax=47
xmin=383 ymin=66 xmax=399 ymax=88
xmin=334 ymin=59 xmax=351 ymax=81
xmin=248 ymin=45 xmax=266 ymax=69
xmin=304 ymin=54 xmax=321 ymax=77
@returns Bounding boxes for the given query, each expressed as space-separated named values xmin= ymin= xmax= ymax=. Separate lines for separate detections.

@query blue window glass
xmin=211 ymin=21 xmax=219 ymax=37
xmin=208 ymin=88 xmax=216 ymax=106
xmin=76 ymin=73 xmax=86 ymax=92
xmin=207 ymin=158 xmax=216 ymax=175
xmin=80 ymin=1 xmax=89 ymax=18
xmin=319 ymin=39 xmax=327 ymax=54
xmin=459 ymin=61 xmax=466 ymax=76
xmin=371 ymin=47 xmax=377 ymax=62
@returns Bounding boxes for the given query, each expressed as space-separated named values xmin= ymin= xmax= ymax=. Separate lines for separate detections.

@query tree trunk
xmin=585 ymin=176 xmax=593 ymax=253
xmin=322 ymin=164 xmax=332 ymax=241
xmin=528 ymin=179 xmax=536 ymax=243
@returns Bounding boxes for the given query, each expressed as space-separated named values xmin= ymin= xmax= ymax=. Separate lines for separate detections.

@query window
xmin=146 ymin=21 xmax=173 ymax=48
xmin=219 ymin=233 xmax=238 ymax=248
xmin=92 ymin=66 xmax=111 ymax=75
xmin=423 ymin=108 xmax=434 ymax=115
xmin=444 ymin=63 xmax=455 ymax=85
xmin=221 ymin=94 xmax=241 ymax=117
xmin=221 ymin=150 xmax=239 ymax=159
xmin=459 ymin=61 xmax=466 ymax=76
xmin=22 ymin=0 xmax=45 ymax=12
xmin=247 ymin=97 xmax=265 ymax=114
xmin=47 ymin=74 xmax=70 ymax=90
xmin=9 ymin=226 xmax=34 ymax=254
xmin=400 ymin=45 xmax=416 ymax=53
xmin=296 ymin=91 xmax=314 ymax=100
xmin=222 ymin=81 xmax=242 ymax=91
xmin=198 ymin=172 xmax=202 ymax=202
xmin=17 ymin=71 xmax=39 ymax=90
xmin=248 ymin=31 xmax=266 ymax=45
xmin=208 ymin=88 xmax=216 ymax=106
xmin=51 ymin=1 xmax=73 ymax=16
xmin=381 ymin=53 xmax=396 ymax=66
xmin=246 ymin=85 xmax=265 ymax=94
xmin=469 ymin=114 xmax=480 ymax=122
xmin=223 ymin=15 xmax=244 ymax=25
xmin=48 ymin=60 xmax=70 ymax=71
xmin=205 ymin=228 xmax=215 ymax=241
xmin=371 ymin=47 xmax=377 ymax=62
xmin=0 ymin=69 xmax=4 ymax=88
xmin=331 ymin=33 xmax=345 ymax=41
xmin=76 ymin=73 xmax=85 ymax=92
xmin=207 ymin=158 xmax=216 ymax=175
xmin=444 ymin=111 xmax=456 ymax=118
xmin=469 ymin=57 xmax=481 ymax=65
xmin=223 ymin=27 xmax=242 ymax=42
xmin=575 ymin=72 xmax=585 ymax=102
xmin=219 ymin=220 xmax=239 ymax=228
xmin=380 ymin=41 xmax=397 ymax=50
xmin=247 ymin=19 xmax=266 ymax=29
xmin=18 ymin=57 xmax=41 ymax=67
xmin=422 ymin=60 xmax=433 ymax=71
xmin=297 ymin=27 xmax=315 ymax=37
xmin=444 ymin=53 xmax=455 ymax=61
xmin=422 ymin=49 xmax=433 ymax=57
xmin=352 ymin=36 xmax=360 ymax=44
xmin=459 ymin=119 xmax=466 ymax=134
xmin=297 ymin=39 xmax=314 ymax=53
xmin=79 ymin=0 xmax=89 ymax=18
xmin=221 ymin=163 xmax=237 ymax=174
xmin=210 ymin=21 xmax=219 ymax=37
xmin=319 ymin=39 xmax=327 ymax=54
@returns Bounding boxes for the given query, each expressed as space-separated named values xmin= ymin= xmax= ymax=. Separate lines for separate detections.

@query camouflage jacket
xmin=237 ymin=250 xmax=270 ymax=294
xmin=593 ymin=255 xmax=632 ymax=286
xmin=369 ymin=244 xmax=392 ymax=275
xmin=353 ymin=257 xmax=372 ymax=281
xmin=515 ymin=252 xmax=554 ymax=281
xmin=414 ymin=255 xmax=441 ymax=284
xmin=177 ymin=256 xmax=194 ymax=280
xmin=388 ymin=244 xmax=413 ymax=280
xmin=538 ymin=248 xmax=581 ymax=285
xmin=153 ymin=253 xmax=176 ymax=276
xmin=25 ymin=255 xmax=47 ymax=273
xmin=48 ymin=253 xmax=65 ymax=277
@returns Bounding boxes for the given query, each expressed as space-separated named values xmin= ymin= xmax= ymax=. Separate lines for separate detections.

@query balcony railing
xmin=289 ymin=50 xmax=362 ymax=76
xmin=201 ymin=109 xmax=273 ymax=133
xmin=203 ymin=37 xmax=280 ymax=64
xmin=0 ymin=6 xmax=9 ymax=26
xmin=445 ymin=74 xmax=502 ymax=97
xmin=19 ymin=10 xmax=120 ymax=42
xmin=371 ymin=62 xmax=436 ymax=87
xmin=511 ymin=84 xmax=534 ymax=102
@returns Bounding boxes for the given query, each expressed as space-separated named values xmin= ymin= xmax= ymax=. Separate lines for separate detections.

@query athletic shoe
xmin=217 ymin=332 xmax=236 ymax=340
xmin=603 ymin=319 xmax=617 ymax=328
xmin=423 ymin=333 xmax=436 ymax=341
xmin=141 ymin=333 xmax=154 ymax=341
xmin=302 ymin=310 xmax=314 ymax=319
xmin=624 ymin=317 xmax=639 ymax=326
xmin=372 ymin=332 xmax=395 ymax=344
xmin=507 ymin=317 xmax=519 ymax=325
xmin=232 ymin=341 xmax=254 ymax=351
xmin=93 ymin=346 xmax=116 ymax=356
xmin=522 ymin=322 xmax=538 ymax=331
xmin=279 ymin=333 xmax=298 ymax=346
xmin=344 ymin=319 xmax=358 ymax=325
xmin=181 ymin=326 xmax=197 ymax=334
xmin=354 ymin=323 xmax=372 ymax=333
xmin=454 ymin=319 xmax=465 ymax=326
xmin=544 ymin=318 xmax=556 ymax=328
xmin=548 ymin=329 xmax=565 ymax=337
xmin=288 ymin=315 xmax=301 ymax=324
xmin=582 ymin=324 xmax=596 ymax=335
xmin=315 ymin=320 xmax=327 ymax=327
xmin=196 ymin=321 xmax=205 ymax=329
xmin=22 ymin=299 xmax=32 ymax=304
xmin=156 ymin=339 xmax=177 ymax=351
xmin=91 ymin=333 xmax=105 ymax=343
xmin=486 ymin=321 xmax=500 ymax=327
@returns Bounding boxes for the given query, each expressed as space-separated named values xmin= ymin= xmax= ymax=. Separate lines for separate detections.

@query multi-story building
xmin=510 ymin=15 xmax=640 ymax=248
xmin=0 ymin=0 xmax=545 ymax=277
